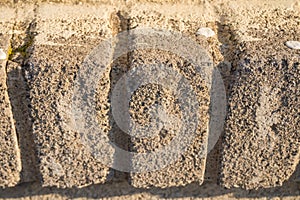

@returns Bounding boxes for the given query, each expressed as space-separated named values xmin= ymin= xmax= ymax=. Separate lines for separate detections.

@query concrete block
xmin=127 ymin=49 xmax=210 ymax=188
xmin=25 ymin=4 xmax=115 ymax=188
xmin=221 ymin=31 xmax=300 ymax=189
xmin=0 ymin=34 xmax=21 ymax=187
xmin=125 ymin=5 xmax=224 ymax=188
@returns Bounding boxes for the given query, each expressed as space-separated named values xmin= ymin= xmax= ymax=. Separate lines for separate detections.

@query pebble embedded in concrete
xmin=196 ymin=27 xmax=215 ymax=37
xmin=0 ymin=49 xmax=7 ymax=60
xmin=285 ymin=41 xmax=300 ymax=50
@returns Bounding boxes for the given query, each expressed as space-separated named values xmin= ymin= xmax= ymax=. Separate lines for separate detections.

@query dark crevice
xmin=6 ymin=3 xmax=41 ymax=184
xmin=106 ymin=10 xmax=131 ymax=182
xmin=202 ymin=18 xmax=242 ymax=186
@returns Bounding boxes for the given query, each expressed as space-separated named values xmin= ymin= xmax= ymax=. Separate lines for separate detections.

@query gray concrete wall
xmin=0 ymin=0 xmax=299 ymax=199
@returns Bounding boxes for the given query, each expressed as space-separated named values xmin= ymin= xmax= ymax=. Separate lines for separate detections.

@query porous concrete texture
xmin=0 ymin=57 xmax=21 ymax=188
xmin=220 ymin=9 xmax=300 ymax=190
xmin=124 ymin=5 xmax=224 ymax=188
xmin=23 ymin=3 xmax=116 ymax=188
xmin=0 ymin=0 xmax=13 ymax=6
xmin=0 ymin=7 xmax=21 ymax=187
xmin=128 ymin=49 xmax=210 ymax=188
xmin=0 ymin=0 xmax=299 ymax=199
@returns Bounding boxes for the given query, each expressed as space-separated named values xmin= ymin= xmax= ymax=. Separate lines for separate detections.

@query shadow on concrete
xmin=1 ymin=14 xmax=299 ymax=200
xmin=0 ymin=174 xmax=299 ymax=199
xmin=6 ymin=61 xmax=41 ymax=184
xmin=215 ymin=15 xmax=300 ymax=198
xmin=5 ymin=18 xmax=41 ymax=184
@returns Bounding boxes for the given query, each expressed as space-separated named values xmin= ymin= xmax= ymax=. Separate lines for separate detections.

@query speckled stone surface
xmin=0 ymin=34 xmax=21 ymax=187
xmin=24 ymin=4 xmax=115 ymax=188
xmin=127 ymin=49 xmax=210 ymax=188
xmin=221 ymin=25 xmax=300 ymax=189
xmin=124 ymin=7 xmax=224 ymax=188
xmin=0 ymin=1 xmax=300 ymax=199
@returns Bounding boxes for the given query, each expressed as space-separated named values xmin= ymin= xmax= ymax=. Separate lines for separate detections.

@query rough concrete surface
xmin=123 ymin=6 xmax=222 ymax=188
xmin=220 ymin=9 xmax=300 ymax=190
xmin=127 ymin=49 xmax=210 ymax=188
xmin=0 ymin=0 xmax=299 ymax=199
xmin=23 ymin=3 xmax=118 ymax=188
xmin=221 ymin=38 xmax=300 ymax=189
xmin=0 ymin=7 xmax=22 ymax=188
xmin=125 ymin=6 xmax=226 ymax=188
xmin=0 ymin=40 xmax=21 ymax=188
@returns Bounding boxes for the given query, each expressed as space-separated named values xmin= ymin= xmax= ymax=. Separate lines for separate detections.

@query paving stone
xmin=25 ymin=4 xmax=115 ymax=188
xmin=0 ymin=9 xmax=22 ymax=187
xmin=127 ymin=49 xmax=210 ymax=188
xmin=221 ymin=28 xmax=300 ymax=189
xmin=125 ymin=5 xmax=224 ymax=188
